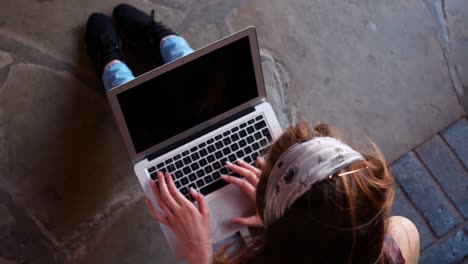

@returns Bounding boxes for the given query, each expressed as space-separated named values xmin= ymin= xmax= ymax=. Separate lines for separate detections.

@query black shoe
xmin=86 ymin=13 xmax=125 ymax=76
xmin=113 ymin=3 xmax=176 ymax=65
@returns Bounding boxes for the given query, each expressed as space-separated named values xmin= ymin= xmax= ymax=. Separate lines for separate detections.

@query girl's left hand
xmin=222 ymin=159 xmax=265 ymax=227
xmin=146 ymin=171 xmax=213 ymax=264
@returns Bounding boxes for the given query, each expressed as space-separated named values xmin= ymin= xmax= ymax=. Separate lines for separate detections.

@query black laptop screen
xmin=117 ymin=36 xmax=259 ymax=153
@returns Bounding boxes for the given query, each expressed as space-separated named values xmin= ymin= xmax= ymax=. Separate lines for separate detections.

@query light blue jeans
xmin=102 ymin=35 xmax=194 ymax=92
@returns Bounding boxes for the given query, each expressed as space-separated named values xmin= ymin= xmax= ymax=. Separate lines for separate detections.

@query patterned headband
xmin=263 ymin=137 xmax=365 ymax=227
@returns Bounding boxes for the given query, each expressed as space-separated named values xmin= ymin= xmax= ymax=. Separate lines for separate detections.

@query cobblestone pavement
xmin=0 ymin=0 xmax=467 ymax=263
xmin=391 ymin=118 xmax=467 ymax=263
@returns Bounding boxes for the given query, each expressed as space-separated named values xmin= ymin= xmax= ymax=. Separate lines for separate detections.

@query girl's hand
xmin=222 ymin=159 xmax=264 ymax=228
xmin=146 ymin=172 xmax=213 ymax=264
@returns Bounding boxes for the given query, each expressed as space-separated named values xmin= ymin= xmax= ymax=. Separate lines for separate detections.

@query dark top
xmin=383 ymin=234 xmax=406 ymax=264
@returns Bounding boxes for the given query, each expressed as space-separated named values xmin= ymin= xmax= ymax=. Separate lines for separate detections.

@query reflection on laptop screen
xmin=117 ymin=36 xmax=259 ymax=153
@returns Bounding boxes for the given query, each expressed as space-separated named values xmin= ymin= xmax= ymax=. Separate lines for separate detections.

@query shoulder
xmin=387 ymin=216 xmax=420 ymax=264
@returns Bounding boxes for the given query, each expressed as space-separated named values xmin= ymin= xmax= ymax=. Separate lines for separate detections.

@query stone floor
xmin=0 ymin=0 xmax=467 ymax=263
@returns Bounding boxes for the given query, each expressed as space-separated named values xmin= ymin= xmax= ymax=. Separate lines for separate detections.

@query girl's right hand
xmin=221 ymin=159 xmax=264 ymax=228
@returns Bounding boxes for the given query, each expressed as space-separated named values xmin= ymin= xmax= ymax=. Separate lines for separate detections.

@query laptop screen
xmin=117 ymin=36 xmax=259 ymax=153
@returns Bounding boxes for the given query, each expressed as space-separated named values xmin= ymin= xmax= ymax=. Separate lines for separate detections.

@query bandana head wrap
xmin=263 ymin=137 xmax=365 ymax=227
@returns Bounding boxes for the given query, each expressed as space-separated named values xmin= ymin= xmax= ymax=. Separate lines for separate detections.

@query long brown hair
xmin=216 ymin=122 xmax=395 ymax=263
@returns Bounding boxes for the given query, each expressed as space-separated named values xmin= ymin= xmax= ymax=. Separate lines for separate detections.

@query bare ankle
xmin=104 ymin=59 xmax=122 ymax=70
xmin=160 ymin=35 xmax=177 ymax=45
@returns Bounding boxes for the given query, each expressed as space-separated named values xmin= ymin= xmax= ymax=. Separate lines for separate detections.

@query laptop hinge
xmin=146 ymin=106 xmax=256 ymax=162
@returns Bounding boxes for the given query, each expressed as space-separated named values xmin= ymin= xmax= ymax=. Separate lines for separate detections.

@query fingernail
xmin=190 ymin=187 xmax=198 ymax=193
xmin=226 ymin=161 xmax=232 ymax=166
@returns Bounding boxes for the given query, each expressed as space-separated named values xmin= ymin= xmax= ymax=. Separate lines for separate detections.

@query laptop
xmin=106 ymin=26 xmax=283 ymax=258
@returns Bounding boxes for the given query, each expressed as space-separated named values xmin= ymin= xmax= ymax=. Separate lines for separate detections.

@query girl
xmin=147 ymin=123 xmax=420 ymax=264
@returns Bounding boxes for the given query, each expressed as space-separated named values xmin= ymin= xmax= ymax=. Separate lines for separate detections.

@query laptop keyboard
xmin=146 ymin=114 xmax=273 ymax=201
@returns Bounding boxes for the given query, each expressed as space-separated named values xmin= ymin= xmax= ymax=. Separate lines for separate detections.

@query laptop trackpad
xmin=208 ymin=184 xmax=255 ymax=243
xmin=160 ymin=184 xmax=255 ymax=259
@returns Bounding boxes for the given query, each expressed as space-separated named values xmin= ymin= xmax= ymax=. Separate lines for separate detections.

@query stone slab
xmin=442 ymin=118 xmax=468 ymax=169
xmin=416 ymin=135 xmax=468 ymax=219
xmin=0 ymin=50 xmax=12 ymax=70
xmin=0 ymin=63 xmax=138 ymax=241
xmin=0 ymin=204 xmax=14 ymax=227
xmin=390 ymin=152 xmax=460 ymax=237
xmin=446 ymin=0 xmax=468 ymax=112
xmin=420 ymin=229 xmax=468 ymax=264
xmin=173 ymin=0 xmax=246 ymax=50
xmin=77 ymin=200 xmax=183 ymax=264
xmin=227 ymin=0 xmax=464 ymax=162
xmin=0 ymin=188 xmax=63 ymax=263
xmin=0 ymin=50 xmax=12 ymax=90
xmin=392 ymin=187 xmax=433 ymax=249
xmin=0 ymin=258 xmax=17 ymax=264
xmin=260 ymin=48 xmax=296 ymax=127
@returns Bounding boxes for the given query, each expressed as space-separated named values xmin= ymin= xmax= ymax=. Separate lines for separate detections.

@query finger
xmin=158 ymin=172 xmax=181 ymax=210
xmin=227 ymin=161 xmax=258 ymax=187
xmin=222 ymin=175 xmax=255 ymax=200
xmin=145 ymin=198 xmax=170 ymax=226
xmin=237 ymin=159 xmax=262 ymax=178
xmin=151 ymin=180 xmax=173 ymax=216
xmin=230 ymin=215 xmax=263 ymax=227
xmin=165 ymin=172 xmax=191 ymax=206
xmin=256 ymin=157 xmax=266 ymax=170
xmin=190 ymin=188 xmax=210 ymax=216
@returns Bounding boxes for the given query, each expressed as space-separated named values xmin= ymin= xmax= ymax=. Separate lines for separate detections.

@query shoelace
xmin=144 ymin=9 xmax=168 ymax=49
xmin=97 ymin=34 xmax=122 ymax=67
xmin=99 ymin=34 xmax=119 ymax=53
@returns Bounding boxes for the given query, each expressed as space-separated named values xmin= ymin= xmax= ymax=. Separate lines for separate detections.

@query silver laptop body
xmin=107 ymin=27 xmax=282 ymax=259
